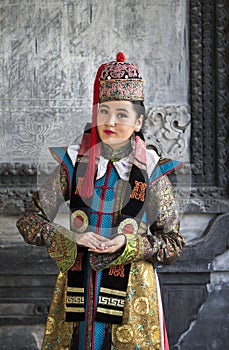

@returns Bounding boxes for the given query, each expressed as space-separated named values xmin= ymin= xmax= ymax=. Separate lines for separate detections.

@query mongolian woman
xmin=17 ymin=52 xmax=185 ymax=350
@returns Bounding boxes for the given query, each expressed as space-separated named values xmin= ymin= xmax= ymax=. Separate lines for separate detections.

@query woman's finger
xmin=76 ymin=232 xmax=109 ymax=250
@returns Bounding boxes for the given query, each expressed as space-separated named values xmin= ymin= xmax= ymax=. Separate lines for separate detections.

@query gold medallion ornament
xmin=71 ymin=210 xmax=89 ymax=233
xmin=134 ymin=297 xmax=149 ymax=315
xmin=116 ymin=325 xmax=133 ymax=343
xmin=117 ymin=218 xmax=138 ymax=235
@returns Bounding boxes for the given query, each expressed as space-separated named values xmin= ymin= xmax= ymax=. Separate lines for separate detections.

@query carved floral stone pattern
xmin=144 ymin=105 xmax=191 ymax=161
xmin=0 ymin=106 xmax=84 ymax=163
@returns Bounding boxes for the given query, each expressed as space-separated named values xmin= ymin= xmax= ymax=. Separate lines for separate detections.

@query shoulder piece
xmin=146 ymin=148 xmax=160 ymax=177
xmin=149 ymin=157 xmax=183 ymax=184
xmin=49 ymin=146 xmax=74 ymax=196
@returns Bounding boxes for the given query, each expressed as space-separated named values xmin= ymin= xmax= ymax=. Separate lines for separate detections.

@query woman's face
xmin=97 ymin=100 xmax=143 ymax=149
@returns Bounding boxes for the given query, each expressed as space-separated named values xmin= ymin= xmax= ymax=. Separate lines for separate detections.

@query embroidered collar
xmin=101 ymin=142 xmax=132 ymax=162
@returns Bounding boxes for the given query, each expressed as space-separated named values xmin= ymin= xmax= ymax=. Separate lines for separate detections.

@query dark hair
xmin=131 ymin=100 xmax=147 ymax=129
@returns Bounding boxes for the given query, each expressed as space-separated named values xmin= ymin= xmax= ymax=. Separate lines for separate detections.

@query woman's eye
xmin=117 ymin=113 xmax=127 ymax=119
xmin=100 ymin=109 xmax=108 ymax=115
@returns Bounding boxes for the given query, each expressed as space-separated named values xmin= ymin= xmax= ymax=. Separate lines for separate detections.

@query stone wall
xmin=0 ymin=0 xmax=189 ymax=164
xmin=0 ymin=0 xmax=228 ymax=349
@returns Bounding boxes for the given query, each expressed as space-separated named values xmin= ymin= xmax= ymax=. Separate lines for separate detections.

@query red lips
xmin=104 ymin=130 xmax=115 ymax=135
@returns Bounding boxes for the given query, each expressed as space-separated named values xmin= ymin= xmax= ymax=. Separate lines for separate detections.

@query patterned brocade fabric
xmin=104 ymin=233 xmax=145 ymax=268
xmin=41 ymin=271 xmax=74 ymax=349
xmin=90 ymin=175 xmax=184 ymax=270
xmin=16 ymin=165 xmax=77 ymax=272
xmin=143 ymin=175 xmax=185 ymax=265
xmin=47 ymin=227 xmax=77 ymax=272
xmin=111 ymin=261 xmax=161 ymax=349
xmin=17 ymin=159 xmax=185 ymax=271
xmin=16 ymin=150 xmax=185 ymax=350
xmin=41 ymin=265 xmax=161 ymax=350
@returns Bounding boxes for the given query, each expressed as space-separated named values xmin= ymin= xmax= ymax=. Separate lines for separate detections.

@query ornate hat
xmin=81 ymin=52 xmax=144 ymax=198
xmin=98 ymin=52 xmax=144 ymax=102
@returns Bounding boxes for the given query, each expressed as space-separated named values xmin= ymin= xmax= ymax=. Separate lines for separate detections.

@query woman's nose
xmin=107 ymin=113 xmax=116 ymax=126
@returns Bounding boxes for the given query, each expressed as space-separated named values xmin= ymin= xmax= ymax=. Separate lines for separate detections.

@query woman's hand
xmin=88 ymin=234 xmax=126 ymax=253
xmin=76 ymin=232 xmax=110 ymax=252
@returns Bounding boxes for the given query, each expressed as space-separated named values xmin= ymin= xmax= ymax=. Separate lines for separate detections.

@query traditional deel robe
xmin=16 ymin=137 xmax=185 ymax=350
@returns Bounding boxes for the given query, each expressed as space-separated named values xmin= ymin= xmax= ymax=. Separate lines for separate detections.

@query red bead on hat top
xmin=116 ymin=52 xmax=125 ymax=62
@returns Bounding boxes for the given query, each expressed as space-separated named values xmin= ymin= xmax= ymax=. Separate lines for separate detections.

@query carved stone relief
xmin=144 ymin=105 xmax=191 ymax=161
xmin=0 ymin=106 xmax=85 ymax=163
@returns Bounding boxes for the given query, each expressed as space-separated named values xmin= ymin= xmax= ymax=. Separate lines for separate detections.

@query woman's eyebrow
xmin=100 ymin=105 xmax=129 ymax=114
xmin=116 ymin=108 xmax=129 ymax=113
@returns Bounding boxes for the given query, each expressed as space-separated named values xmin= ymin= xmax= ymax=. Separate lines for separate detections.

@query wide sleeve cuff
xmin=105 ymin=233 xmax=145 ymax=268
xmin=47 ymin=226 xmax=77 ymax=272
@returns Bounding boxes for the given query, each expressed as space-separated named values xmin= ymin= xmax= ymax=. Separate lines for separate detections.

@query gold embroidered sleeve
xmin=143 ymin=175 xmax=185 ymax=265
xmin=47 ymin=226 xmax=77 ymax=272
xmin=16 ymin=165 xmax=77 ymax=272
xmin=106 ymin=233 xmax=145 ymax=268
